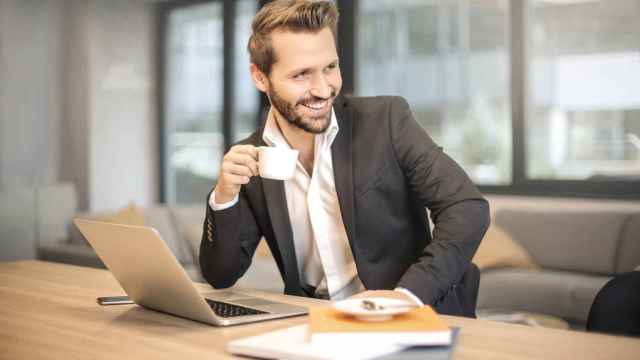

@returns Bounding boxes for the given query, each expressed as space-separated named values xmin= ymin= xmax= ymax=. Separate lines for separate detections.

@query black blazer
xmin=200 ymin=95 xmax=490 ymax=308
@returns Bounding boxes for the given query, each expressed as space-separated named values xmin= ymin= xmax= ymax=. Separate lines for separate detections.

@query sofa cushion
xmin=494 ymin=209 xmax=629 ymax=275
xmin=69 ymin=205 xmax=191 ymax=265
xmin=472 ymin=224 xmax=538 ymax=270
xmin=171 ymin=205 xmax=206 ymax=263
xmin=37 ymin=183 xmax=77 ymax=246
xmin=183 ymin=222 xmax=203 ymax=265
xmin=478 ymin=268 xmax=611 ymax=325
xmin=144 ymin=206 xmax=191 ymax=264
xmin=38 ymin=242 xmax=106 ymax=269
xmin=69 ymin=203 xmax=144 ymax=245
xmin=615 ymin=213 xmax=640 ymax=273
xmin=95 ymin=203 xmax=144 ymax=225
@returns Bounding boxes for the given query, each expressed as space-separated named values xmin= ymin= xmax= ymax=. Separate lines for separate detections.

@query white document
xmin=226 ymin=324 xmax=405 ymax=360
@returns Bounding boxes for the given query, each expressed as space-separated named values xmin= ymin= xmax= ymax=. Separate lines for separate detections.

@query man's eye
xmin=294 ymin=72 xmax=309 ymax=79
xmin=329 ymin=62 xmax=340 ymax=70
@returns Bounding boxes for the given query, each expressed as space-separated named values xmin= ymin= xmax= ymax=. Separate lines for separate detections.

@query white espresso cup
xmin=258 ymin=146 xmax=299 ymax=180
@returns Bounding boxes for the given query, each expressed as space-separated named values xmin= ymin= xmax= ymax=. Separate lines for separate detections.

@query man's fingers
xmin=225 ymin=152 xmax=259 ymax=176
xmin=214 ymin=146 xmax=257 ymax=202
xmin=222 ymin=173 xmax=251 ymax=185
xmin=222 ymin=163 xmax=254 ymax=177
xmin=230 ymin=145 xmax=259 ymax=160
xmin=247 ymin=145 xmax=259 ymax=160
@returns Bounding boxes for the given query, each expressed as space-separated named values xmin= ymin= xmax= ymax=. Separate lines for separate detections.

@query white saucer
xmin=333 ymin=297 xmax=413 ymax=322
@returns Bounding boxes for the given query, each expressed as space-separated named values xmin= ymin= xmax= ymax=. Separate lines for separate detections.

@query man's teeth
xmin=302 ymin=100 xmax=327 ymax=110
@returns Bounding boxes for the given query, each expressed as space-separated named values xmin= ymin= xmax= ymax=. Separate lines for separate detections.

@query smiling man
xmin=200 ymin=0 xmax=490 ymax=316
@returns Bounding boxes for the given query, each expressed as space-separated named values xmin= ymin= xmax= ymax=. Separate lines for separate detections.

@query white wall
xmin=60 ymin=0 xmax=91 ymax=211
xmin=0 ymin=0 xmax=64 ymax=190
xmin=0 ymin=0 xmax=158 ymax=212
xmin=0 ymin=0 xmax=66 ymax=260
xmin=85 ymin=0 xmax=158 ymax=212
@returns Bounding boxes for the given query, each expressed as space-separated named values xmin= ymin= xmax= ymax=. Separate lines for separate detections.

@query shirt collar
xmin=262 ymin=107 xmax=339 ymax=150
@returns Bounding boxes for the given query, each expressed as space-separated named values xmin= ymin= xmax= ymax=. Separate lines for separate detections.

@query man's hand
xmin=214 ymin=145 xmax=259 ymax=203
xmin=349 ymin=290 xmax=420 ymax=305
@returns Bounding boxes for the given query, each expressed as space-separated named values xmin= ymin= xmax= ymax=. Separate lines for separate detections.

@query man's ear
xmin=250 ymin=63 xmax=268 ymax=93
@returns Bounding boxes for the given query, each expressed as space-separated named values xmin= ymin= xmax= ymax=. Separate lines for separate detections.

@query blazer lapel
xmin=332 ymin=97 xmax=357 ymax=253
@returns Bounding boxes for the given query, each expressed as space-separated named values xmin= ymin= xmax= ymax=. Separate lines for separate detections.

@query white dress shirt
xmin=210 ymin=108 xmax=422 ymax=304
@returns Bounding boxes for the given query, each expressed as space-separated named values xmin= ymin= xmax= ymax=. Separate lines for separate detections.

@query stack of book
xmin=308 ymin=305 xmax=452 ymax=347
xmin=227 ymin=305 xmax=457 ymax=360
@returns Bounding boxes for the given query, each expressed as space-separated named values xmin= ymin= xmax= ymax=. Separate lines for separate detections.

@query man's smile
xmin=300 ymin=99 xmax=329 ymax=110
xmin=298 ymin=98 xmax=332 ymax=117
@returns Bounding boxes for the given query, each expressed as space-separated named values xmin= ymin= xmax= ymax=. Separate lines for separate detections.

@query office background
xmin=1 ymin=0 xmax=639 ymax=258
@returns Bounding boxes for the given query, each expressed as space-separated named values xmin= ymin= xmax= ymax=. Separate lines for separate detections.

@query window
xmin=163 ymin=2 xmax=224 ymax=204
xmin=159 ymin=0 xmax=640 ymax=199
xmin=161 ymin=1 xmax=259 ymax=204
xmin=233 ymin=0 xmax=260 ymax=142
xmin=353 ymin=0 xmax=640 ymax=196
xmin=527 ymin=0 xmax=640 ymax=181
xmin=356 ymin=0 xmax=511 ymax=185
xmin=408 ymin=5 xmax=440 ymax=56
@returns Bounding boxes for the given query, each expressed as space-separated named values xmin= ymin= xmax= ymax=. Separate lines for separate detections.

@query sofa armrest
xmin=38 ymin=243 xmax=105 ymax=269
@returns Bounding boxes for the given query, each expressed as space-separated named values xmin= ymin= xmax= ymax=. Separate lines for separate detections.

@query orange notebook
xmin=308 ymin=305 xmax=452 ymax=347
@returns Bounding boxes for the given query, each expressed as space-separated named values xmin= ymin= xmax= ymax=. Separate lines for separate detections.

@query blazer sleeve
xmin=199 ymin=187 xmax=262 ymax=289
xmin=389 ymin=97 xmax=491 ymax=304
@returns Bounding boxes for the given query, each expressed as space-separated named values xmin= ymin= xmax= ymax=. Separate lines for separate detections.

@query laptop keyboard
xmin=205 ymin=299 xmax=268 ymax=318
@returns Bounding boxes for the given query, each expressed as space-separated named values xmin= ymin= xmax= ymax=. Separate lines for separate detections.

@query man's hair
xmin=248 ymin=0 xmax=339 ymax=76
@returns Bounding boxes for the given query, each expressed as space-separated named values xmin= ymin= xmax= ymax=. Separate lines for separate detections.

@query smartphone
xmin=97 ymin=296 xmax=134 ymax=305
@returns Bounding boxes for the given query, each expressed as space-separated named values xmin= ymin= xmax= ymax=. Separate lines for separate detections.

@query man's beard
xmin=267 ymin=83 xmax=337 ymax=134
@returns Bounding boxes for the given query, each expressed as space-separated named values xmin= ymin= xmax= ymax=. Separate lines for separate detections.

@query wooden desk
xmin=1 ymin=261 xmax=638 ymax=359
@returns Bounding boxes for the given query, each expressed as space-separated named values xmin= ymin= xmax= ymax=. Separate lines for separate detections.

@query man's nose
xmin=309 ymin=73 xmax=332 ymax=99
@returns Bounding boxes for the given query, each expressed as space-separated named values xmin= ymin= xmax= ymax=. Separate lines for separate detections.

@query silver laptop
xmin=74 ymin=218 xmax=308 ymax=326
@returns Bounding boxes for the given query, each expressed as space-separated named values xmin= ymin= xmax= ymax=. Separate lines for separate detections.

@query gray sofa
xmin=32 ymin=183 xmax=284 ymax=291
xmin=38 ymin=205 xmax=202 ymax=278
xmin=27 ymin=185 xmax=640 ymax=329
xmin=478 ymin=196 xmax=640 ymax=328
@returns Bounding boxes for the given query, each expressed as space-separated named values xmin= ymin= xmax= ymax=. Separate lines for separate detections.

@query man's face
xmin=259 ymin=27 xmax=342 ymax=134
